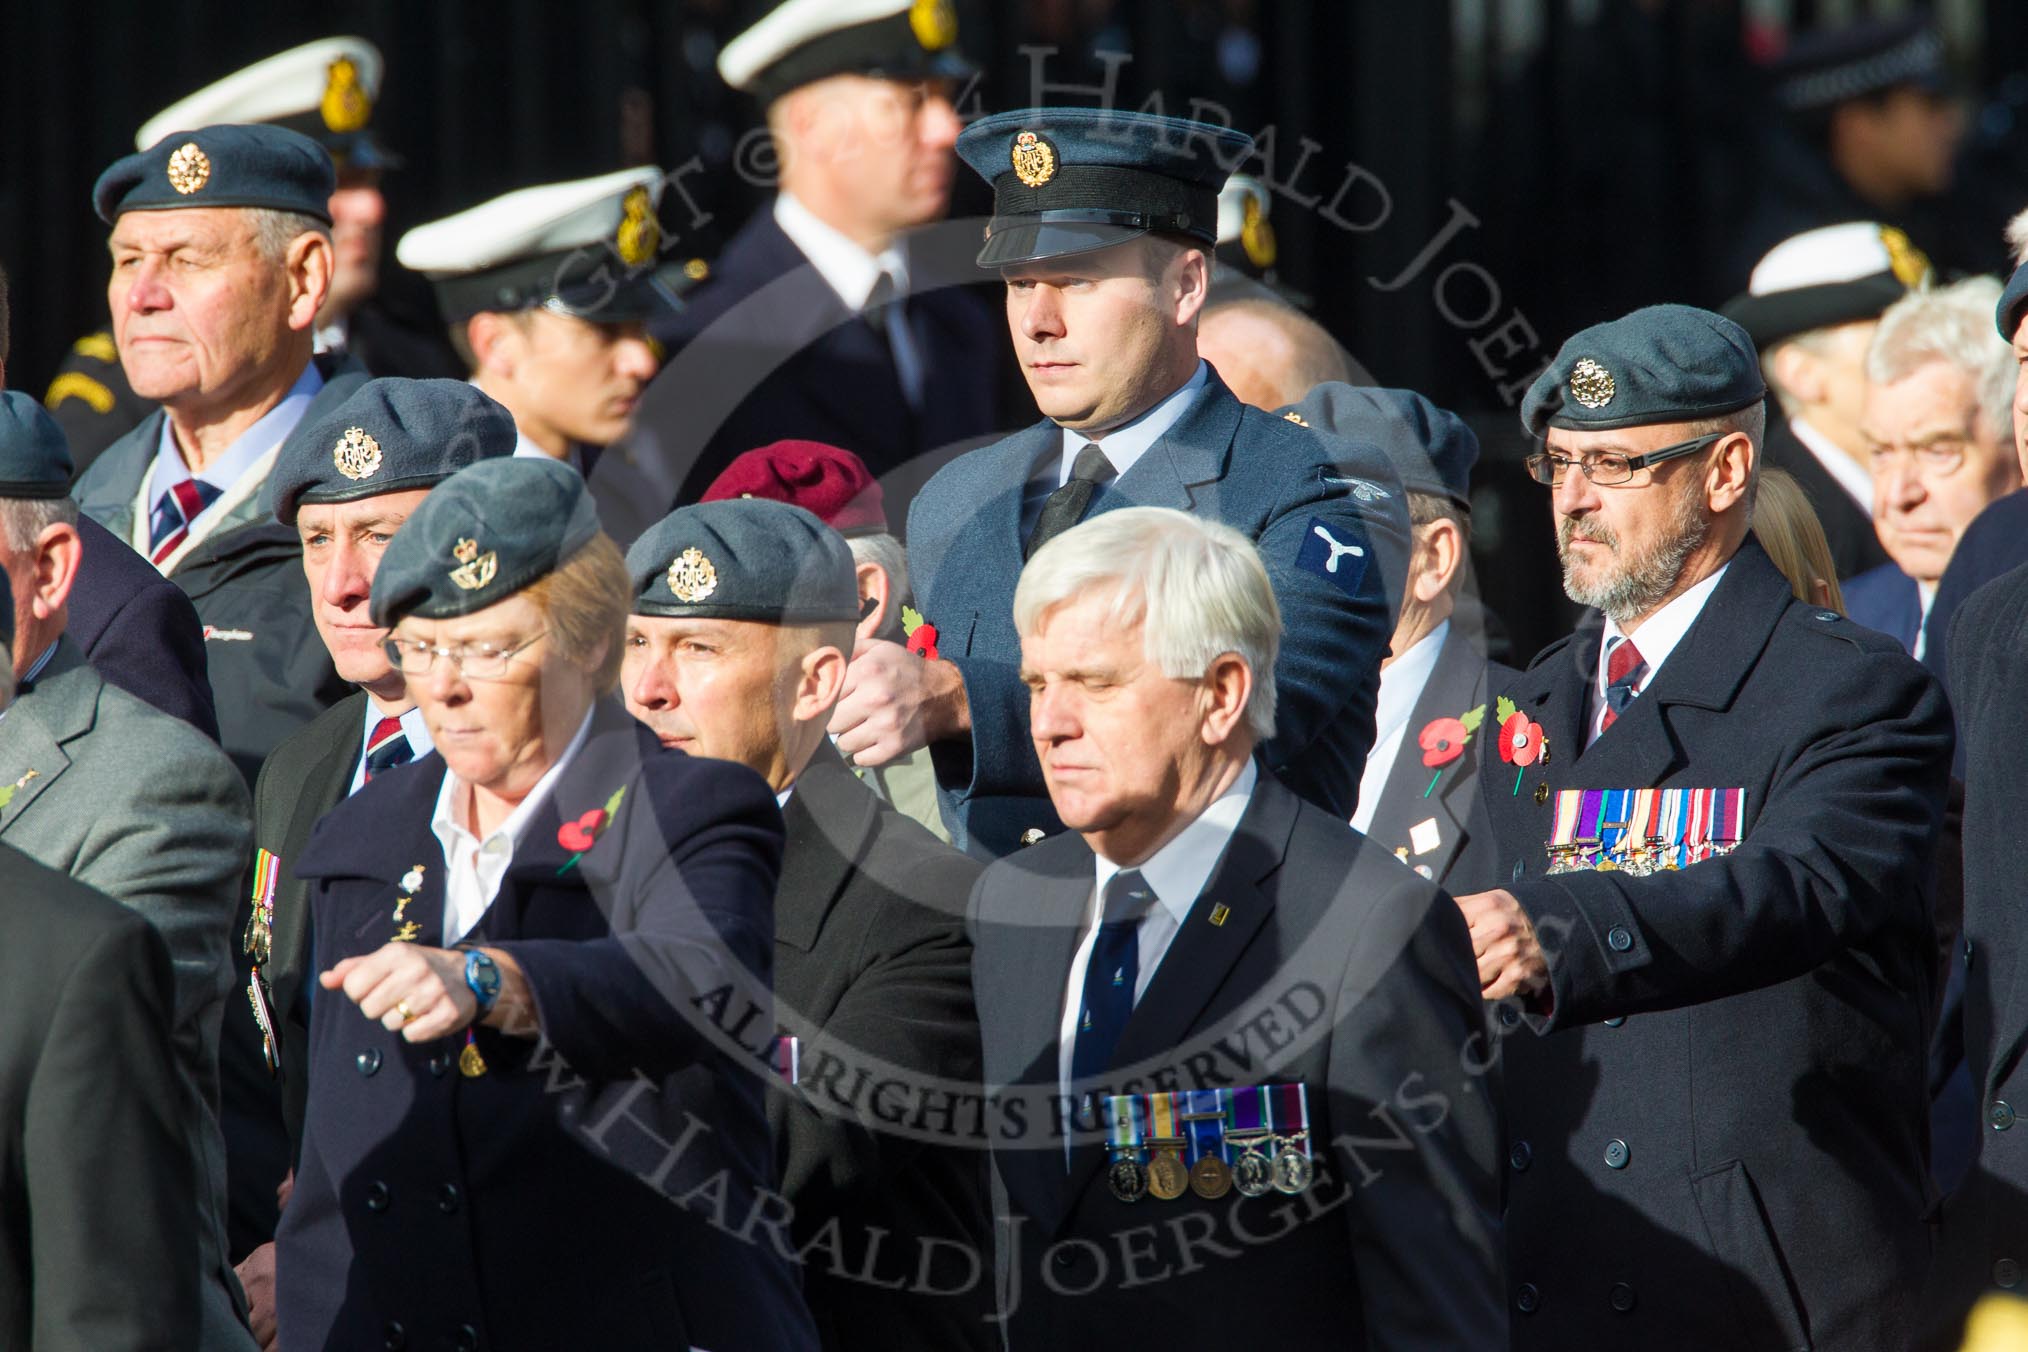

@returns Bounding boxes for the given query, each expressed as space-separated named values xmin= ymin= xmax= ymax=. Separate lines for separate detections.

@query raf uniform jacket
xmin=276 ymin=700 xmax=819 ymax=1352
xmin=1759 ymin=415 xmax=1888 ymax=582
xmin=68 ymin=513 xmax=219 ymax=740
xmin=0 ymin=638 xmax=255 ymax=1350
xmin=652 ymin=206 xmax=1001 ymax=524
xmin=72 ymin=356 xmax=368 ymax=783
xmin=907 ymin=369 xmax=1410 ymax=857
xmin=1358 ymin=624 xmax=1517 ymax=895
xmin=772 ymin=742 xmax=991 ymax=1352
xmin=970 ymin=772 xmax=1505 ymax=1347
xmin=1481 ymin=539 xmax=1951 ymax=1351
xmin=0 ymin=843 xmax=200 ymax=1352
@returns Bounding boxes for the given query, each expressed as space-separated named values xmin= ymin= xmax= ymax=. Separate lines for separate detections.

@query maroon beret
xmin=700 ymin=440 xmax=888 ymax=536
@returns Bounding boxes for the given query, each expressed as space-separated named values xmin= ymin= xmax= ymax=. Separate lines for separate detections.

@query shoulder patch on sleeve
xmin=1296 ymin=515 xmax=1370 ymax=594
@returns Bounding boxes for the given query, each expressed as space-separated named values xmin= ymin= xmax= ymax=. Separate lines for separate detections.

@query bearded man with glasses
xmin=1459 ymin=304 xmax=1952 ymax=1350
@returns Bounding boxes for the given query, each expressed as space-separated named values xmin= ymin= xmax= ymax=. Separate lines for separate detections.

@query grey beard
xmin=1558 ymin=491 xmax=1711 ymax=625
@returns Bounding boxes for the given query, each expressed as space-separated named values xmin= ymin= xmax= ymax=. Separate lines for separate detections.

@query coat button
xmin=356 ymin=1049 xmax=382 ymax=1076
xmin=455 ymin=1326 xmax=479 ymax=1351
xmin=429 ymin=1052 xmax=450 ymax=1078
xmin=1992 ymin=1101 xmax=2017 ymax=1131
xmin=1603 ymin=1016 xmax=1626 ymax=1028
xmin=1996 ymin=1258 xmax=2023 ymax=1288
xmin=366 ymin=1181 xmax=391 ymax=1212
xmin=1512 ymin=860 xmax=1525 ymax=883
xmin=1534 ymin=783 xmax=1550 ymax=805
xmin=1609 ymin=1282 xmax=1636 ymax=1313
xmin=383 ymin=1322 xmax=406 ymax=1349
xmin=1606 ymin=927 xmax=1634 ymax=953
xmin=1966 ymin=937 xmax=1975 ymax=965
xmin=1509 ymin=1141 xmax=1532 ymax=1172
xmin=1498 ymin=1003 xmax=1522 ymax=1028
xmin=438 ymin=1184 xmax=462 ymax=1214
xmin=1604 ymin=1139 xmax=1630 ymax=1169
xmin=1514 ymin=1283 xmax=1541 ymax=1314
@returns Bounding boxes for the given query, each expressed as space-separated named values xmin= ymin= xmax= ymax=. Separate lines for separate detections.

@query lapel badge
xmin=1208 ymin=903 xmax=1231 ymax=927
xmin=1011 ymin=131 xmax=1058 ymax=189
xmin=399 ymin=864 xmax=426 ymax=896
xmin=449 ymin=537 xmax=498 ymax=591
xmin=0 ymin=768 xmax=40 ymax=812
xmin=166 ymin=142 xmax=211 ymax=195
xmin=1568 ymin=358 xmax=1615 ymax=410
xmin=1535 ymin=782 xmax=1550 ymax=806
xmin=332 ymin=426 xmax=382 ymax=480
xmin=321 ymin=57 xmax=372 ymax=134
xmin=615 ymin=186 xmax=659 ymax=267
xmin=666 ymin=547 xmax=718 ymax=602
xmin=1282 ymin=410 xmax=1310 ymax=427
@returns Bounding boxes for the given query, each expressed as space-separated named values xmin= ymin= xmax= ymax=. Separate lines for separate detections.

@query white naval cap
xmin=1216 ymin=174 xmax=1275 ymax=271
xmin=718 ymin=0 xmax=972 ymax=104
xmin=397 ymin=166 xmax=705 ymax=323
xmin=1720 ymin=222 xmax=1932 ymax=349
xmin=136 ymin=37 xmax=391 ymax=167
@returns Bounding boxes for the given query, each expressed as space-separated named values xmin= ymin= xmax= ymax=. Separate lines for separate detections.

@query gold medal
xmin=1147 ymin=1139 xmax=1188 ymax=1200
xmin=459 ymin=1040 xmax=488 ymax=1077
xmin=1107 ymin=1157 xmax=1147 ymax=1203
xmin=1189 ymin=1154 xmax=1233 ymax=1199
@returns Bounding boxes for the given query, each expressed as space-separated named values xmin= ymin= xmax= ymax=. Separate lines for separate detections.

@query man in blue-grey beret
xmin=71 ymin=122 xmax=372 ymax=786
xmin=223 ymin=377 xmax=515 ymax=1329
xmin=1457 ymin=302 xmax=1951 ymax=1350
xmin=831 ymin=106 xmax=1410 ymax=859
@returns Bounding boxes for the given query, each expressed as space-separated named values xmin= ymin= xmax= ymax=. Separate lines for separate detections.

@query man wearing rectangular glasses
xmin=1458 ymin=303 xmax=1951 ymax=1350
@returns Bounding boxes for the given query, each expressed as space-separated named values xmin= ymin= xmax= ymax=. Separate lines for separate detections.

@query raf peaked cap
xmin=1522 ymin=305 xmax=1765 ymax=439
xmin=626 ymin=499 xmax=859 ymax=626
xmin=0 ymin=392 xmax=76 ymax=500
xmin=717 ymin=0 xmax=974 ymax=105
xmin=369 ymin=458 xmax=600 ymax=626
xmin=95 ymin=123 xmax=335 ymax=225
xmin=1282 ymin=384 xmax=1478 ymax=511
xmin=136 ymin=36 xmax=396 ymax=170
xmin=956 ymin=108 xmax=1255 ymax=267
xmin=700 ymin=440 xmax=888 ymax=536
xmin=1722 ymin=222 xmax=1931 ymax=349
xmin=270 ymin=378 xmax=518 ymax=526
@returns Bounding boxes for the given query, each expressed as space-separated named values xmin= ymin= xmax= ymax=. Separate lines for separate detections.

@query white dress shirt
xmin=774 ymin=192 xmax=923 ymax=406
xmin=346 ymin=702 xmax=437 ymax=796
xmin=1914 ymin=580 xmax=1938 ymax=661
xmin=428 ymin=708 xmax=594 ymax=944
xmin=1058 ymin=759 xmax=1258 ymax=1133
xmin=1790 ymin=417 xmax=1874 ymax=513
xmin=1351 ymin=619 xmax=1449 ymax=833
xmin=1588 ymin=564 xmax=1729 ymax=745
xmin=1057 ymin=361 xmax=1209 ymax=485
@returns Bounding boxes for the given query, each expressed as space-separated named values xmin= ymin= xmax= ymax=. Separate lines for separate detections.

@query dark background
xmin=4 ymin=0 xmax=2025 ymax=658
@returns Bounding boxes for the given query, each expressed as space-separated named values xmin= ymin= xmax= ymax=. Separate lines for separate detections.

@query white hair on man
xmin=1013 ymin=506 xmax=1281 ymax=740
xmin=1867 ymin=274 xmax=2013 ymax=440
xmin=848 ymin=530 xmax=909 ymax=640
xmin=2007 ymin=206 xmax=2028 ymax=267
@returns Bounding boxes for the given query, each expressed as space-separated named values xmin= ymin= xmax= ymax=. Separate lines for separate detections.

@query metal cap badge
xmin=1569 ymin=358 xmax=1615 ymax=410
xmin=332 ymin=426 xmax=382 ymax=481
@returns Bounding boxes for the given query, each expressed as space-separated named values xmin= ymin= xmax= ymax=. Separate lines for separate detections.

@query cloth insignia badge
xmin=1295 ymin=516 xmax=1368 ymax=596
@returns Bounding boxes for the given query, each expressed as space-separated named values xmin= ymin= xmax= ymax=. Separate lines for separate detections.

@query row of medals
xmin=1109 ymin=1128 xmax=1313 ymax=1203
xmin=391 ymin=865 xmax=487 ymax=1078
xmin=1547 ymin=836 xmax=1690 ymax=877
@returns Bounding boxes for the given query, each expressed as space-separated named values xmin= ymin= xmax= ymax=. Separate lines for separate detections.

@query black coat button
xmin=1604 ymin=1139 xmax=1630 ymax=1169
xmin=429 ymin=1052 xmax=450 ymax=1077
xmin=1997 ymin=1258 xmax=2022 ymax=1288
xmin=1992 ymin=1101 xmax=2016 ymax=1131
xmin=383 ymin=1322 xmax=405 ymax=1350
xmin=356 ymin=1049 xmax=382 ymax=1076
xmin=365 ymin=1181 xmax=391 ymax=1212
xmin=1603 ymin=1017 xmax=1626 ymax=1028
xmin=1606 ymin=927 xmax=1633 ymax=953
xmin=1515 ymin=1283 xmax=1541 ymax=1314
xmin=438 ymin=1184 xmax=462 ymax=1214
xmin=455 ymin=1326 xmax=479 ymax=1351
xmin=1609 ymin=1282 xmax=1636 ymax=1313
xmin=1498 ymin=1003 xmax=1521 ymax=1028
xmin=1509 ymin=1141 xmax=1532 ymax=1172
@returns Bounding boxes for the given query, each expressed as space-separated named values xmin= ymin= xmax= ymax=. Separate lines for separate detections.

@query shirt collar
xmin=1373 ymin=619 xmax=1449 ymax=745
xmin=1789 ymin=416 xmax=1874 ymax=511
xmin=1598 ymin=562 xmax=1730 ymax=699
xmin=150 ymin=360 xmax=323 ymax=502
xmin=1057 ymin=360 xmax=1210 ymax=485
xmin=1093 ymin=758 xmax=1257 ymax=929
xmin=773 ymin=192 xmax=910 ymax=312
xmin=429 ymin=705 xmax=596 ymax=857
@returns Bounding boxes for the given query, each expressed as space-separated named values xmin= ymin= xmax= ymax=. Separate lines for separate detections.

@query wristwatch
xmin=463 ymin=949 xmax=501 ymax=1015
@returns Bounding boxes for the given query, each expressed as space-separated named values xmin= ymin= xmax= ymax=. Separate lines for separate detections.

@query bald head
xmin=1197 ymin=295 xmax=1354 ymax=411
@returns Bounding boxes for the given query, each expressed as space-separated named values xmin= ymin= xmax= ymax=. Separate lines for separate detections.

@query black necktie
xmin=1025 ymin=443 xmax=1115 ymax=560
xmin=863 ymin=270 xmax=900 ymax=335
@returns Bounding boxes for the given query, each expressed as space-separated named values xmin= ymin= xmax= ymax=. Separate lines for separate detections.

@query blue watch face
xmin=466 ymin=950 xmax=501 ymax=1002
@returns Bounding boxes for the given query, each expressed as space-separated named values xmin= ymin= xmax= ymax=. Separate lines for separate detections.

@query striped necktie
xmin=1601 ymin=638 xmax=1646 ymax=732
xmin=147 ymin=477 xmax=224 ymax=565
xmin=363 ymin=716 xmax=414 ymax=782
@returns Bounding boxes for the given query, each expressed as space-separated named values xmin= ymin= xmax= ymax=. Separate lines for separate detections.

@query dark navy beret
xmin=1998 ymin=262 xmax=2028 ymax=341
xmin=1521 ymin=305 xmax=1765 ymax=439
xmin=94 ymin=123 xmax=335 ymax=226
xmin=369 ymin=458 xmax=601 ymax=626
xmin=626 ymin=499 xmax=859 ymax=626
xmin=1281 ymin=383 xmax=1478 ymax=510
xmin=0 ymin=392 xmax=75 ymax=500
xmin=271 ymin=378 xmax=518 ymax=525
xmin=957 ymin=108 xmax=1254 ymax=267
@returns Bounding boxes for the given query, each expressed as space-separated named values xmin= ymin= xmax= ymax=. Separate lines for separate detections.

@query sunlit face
xmin=297 ymin=489 xmax=433 ymax=691
xmin=622 ymin=614 xmax=815 ymax=788
xmin=1547 ymin=422 xmax=1715 ymax=624
xmin=324 ymin=169 xmax=386 ymax=316
xmin=1863 ymin=360 xmax=2021 ymax=584
xmin=1004 ymin=241 xmax=1187 ymax=432
xmin=500 ymin=310 xmax=659 ymax=450
xmin=108 ymin=207 xmax=305 ymax=409
xmin=798 ymin=75 xmax=961 ymax=232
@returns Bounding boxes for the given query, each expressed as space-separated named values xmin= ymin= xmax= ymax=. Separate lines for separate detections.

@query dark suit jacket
xmin=970 ymin=772 xmax=1505 ymax=1347
xmin=907 ymin=369 xmax=1411 ymax=856
xmin=67 ymin=513 xmax=219 ymax=740
xmin=276 ymin=699 xmax=818 ymax=1351
xmin=1844 ymin=561 xmax=1922 ymax=654
xmin=1359 ymin=624 xmax=1517 ymax=895
xmin=773 ymin=743 xmax=990 ymax=1351
xmin=1482 ymin=538 xmax=1950 ymax=1351
xmin=1760 ymin=413 xmax=1888 ymax=581
xmin=0 ymin=843 xmax=198 ymax=1351
xmin=1923 ymin=487 xmax=2028 ymax=709
xmin=646 ymin=205 xmax=1002 ymax=527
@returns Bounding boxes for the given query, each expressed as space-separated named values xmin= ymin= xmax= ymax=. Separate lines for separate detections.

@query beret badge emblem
xmin=166 ymin=143 xmax=211 ymax=195
xmin=666 ymin=548 xmax=718 ymax=603
xmin=1569 ymin=358 xmax=1616 ymax=410
xmin=332 ymin=427 xmax=382 ymax=481
xmin=449 ymin=537 xmax=498 ymax=592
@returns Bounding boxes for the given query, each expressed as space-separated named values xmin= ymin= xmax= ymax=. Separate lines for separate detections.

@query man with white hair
xmin=1845 ymin=276 xmax=2021 ymax=654
xmin=969 ymin=503 xmax=1501 ymax=1345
